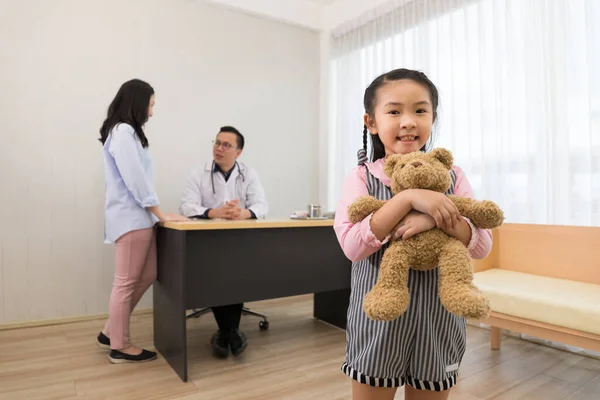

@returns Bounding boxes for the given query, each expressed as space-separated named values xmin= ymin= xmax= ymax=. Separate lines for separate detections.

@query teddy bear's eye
xmin=400 ymin=163 xmax=406 ymax=169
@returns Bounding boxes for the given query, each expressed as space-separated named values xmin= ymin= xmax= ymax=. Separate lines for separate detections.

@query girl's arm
xmin=440 ymin=214 xmax=472 ymax=247
xmin=369 ymin=191 xmax=413 ymax=240
xmin=333 ymin=167 xmax=413 ymax=262
xmin=443 ymin=166 xmax=493 ymax=259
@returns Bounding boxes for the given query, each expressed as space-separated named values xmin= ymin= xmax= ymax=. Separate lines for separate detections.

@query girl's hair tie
xmin=357 ymin=148 xmax=368 ymax=165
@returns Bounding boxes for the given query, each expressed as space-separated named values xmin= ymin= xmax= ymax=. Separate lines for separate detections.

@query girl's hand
xmin=407 ymin=189 xmax=461 ymax=230
xmin=391 ymin=210 xmax=436 ymax=241
xmin=162 ymin=213 xmax=189 ymax=222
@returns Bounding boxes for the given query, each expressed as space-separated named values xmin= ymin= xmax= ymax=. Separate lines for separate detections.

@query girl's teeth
xmin=400 ymin=136 xmax=416 ymax=141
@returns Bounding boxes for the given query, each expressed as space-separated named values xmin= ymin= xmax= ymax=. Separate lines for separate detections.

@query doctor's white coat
xmin=179 ymin=160 xmax=268 ymax=219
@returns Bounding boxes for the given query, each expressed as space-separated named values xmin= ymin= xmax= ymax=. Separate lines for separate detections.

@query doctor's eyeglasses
xmin=213 ymin=140 xmax=236 ymax=151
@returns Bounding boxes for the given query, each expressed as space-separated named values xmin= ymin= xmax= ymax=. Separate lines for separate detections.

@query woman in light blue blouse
xmin=96 ymin=79 xmax=188 ymax=363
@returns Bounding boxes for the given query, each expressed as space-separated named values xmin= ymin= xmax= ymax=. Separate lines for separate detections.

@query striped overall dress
xmin=341 ymin=164 xmax=466 ymax=392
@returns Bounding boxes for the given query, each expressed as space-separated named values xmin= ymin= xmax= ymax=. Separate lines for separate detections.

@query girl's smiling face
xmin=364 ymin=79 xmax=434 ymax=156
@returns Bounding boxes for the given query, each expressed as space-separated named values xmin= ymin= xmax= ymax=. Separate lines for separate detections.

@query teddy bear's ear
xmin=384 ymin=154 xmax=402 ymax=177
xmin=431 ymin=148 xmax=453 ymax=170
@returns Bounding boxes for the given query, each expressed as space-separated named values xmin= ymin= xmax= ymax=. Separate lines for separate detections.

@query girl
xmin=333 ymin=68 xmax=492 ymax=400
xmin=97 ymin=79 xmax=188 ymax=363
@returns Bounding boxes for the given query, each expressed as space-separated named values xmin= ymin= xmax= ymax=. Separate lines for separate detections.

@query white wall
xmin=0 ymin=0 xmax=320 ymax=325
xmin=200 ymin=0 xmax=396 ymax=208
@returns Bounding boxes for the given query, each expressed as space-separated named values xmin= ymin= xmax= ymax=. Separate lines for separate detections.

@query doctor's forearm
xmin=180 ymin=201 xmax=208 ymax=218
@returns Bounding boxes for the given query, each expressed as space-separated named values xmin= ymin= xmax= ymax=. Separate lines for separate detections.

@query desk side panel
xmin=154 ymin=227 xmax=188 ymax=381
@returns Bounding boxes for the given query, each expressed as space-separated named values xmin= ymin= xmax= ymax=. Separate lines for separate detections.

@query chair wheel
xmin=259 ymin=321 xmax=269 ymax=330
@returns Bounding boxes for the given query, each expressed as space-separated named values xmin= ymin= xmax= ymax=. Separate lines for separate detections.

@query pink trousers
xmin=104 ymin=227 xmax=157 ymax=350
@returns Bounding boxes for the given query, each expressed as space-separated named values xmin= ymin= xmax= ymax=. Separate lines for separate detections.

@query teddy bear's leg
xmin=437 ymin=238 xmax=491 ymax=320
xmin=362 ymin=243 xmax=411 ymax=321
xmin=347 ymin=196 xmax=387 ymax=224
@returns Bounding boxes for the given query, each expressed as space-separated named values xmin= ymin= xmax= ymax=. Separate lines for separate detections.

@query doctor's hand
xmin=209 ymin=201 xmax=242 ymax=220
xmin=225 ymin=201 xmax=254 ymax=220
xmin=224 ymin=201 xmax=242 ymax=220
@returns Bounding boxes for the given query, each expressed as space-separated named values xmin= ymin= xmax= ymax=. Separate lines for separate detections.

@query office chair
xmin=186 ymin=306 xmax=269 ymax=330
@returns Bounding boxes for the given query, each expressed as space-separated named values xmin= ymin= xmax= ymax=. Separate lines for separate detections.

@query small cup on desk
xmin=308 ymin=204 xmax=323 ymax=219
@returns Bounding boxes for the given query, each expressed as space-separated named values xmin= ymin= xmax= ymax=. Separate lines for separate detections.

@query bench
xmin=472 ymin=223 xmax=600 ymax=353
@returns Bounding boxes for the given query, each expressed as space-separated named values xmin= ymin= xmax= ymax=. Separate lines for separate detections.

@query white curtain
xmin=328 ymin=0 xmax=600 ymax=357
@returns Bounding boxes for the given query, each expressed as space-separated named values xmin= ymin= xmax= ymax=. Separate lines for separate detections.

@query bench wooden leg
xmin=491 ymin=326 xmax=502 ymax=350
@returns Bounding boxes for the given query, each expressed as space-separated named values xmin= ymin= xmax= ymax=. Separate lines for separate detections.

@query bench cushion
xmin=473 ymin=269 xmax=600 ymax=335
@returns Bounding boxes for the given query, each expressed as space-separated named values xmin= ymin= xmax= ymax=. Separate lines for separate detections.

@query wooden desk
xmin=153 ymin=219 xmax=351 ymax=382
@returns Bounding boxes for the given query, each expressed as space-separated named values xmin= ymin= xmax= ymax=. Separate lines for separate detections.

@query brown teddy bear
xmin=348 ymin=148 xmax=504 ymax=321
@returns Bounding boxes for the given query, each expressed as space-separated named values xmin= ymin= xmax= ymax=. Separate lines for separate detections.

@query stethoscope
xmin=211 ymin=160 xmax=245 ymax=194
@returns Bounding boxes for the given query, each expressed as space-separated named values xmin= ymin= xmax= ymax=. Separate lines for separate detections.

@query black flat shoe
xmin=229 ymin=329 xmax=247 ymax=357
xmin=109 ymin=349 xmax=157 ymax=364
xmin=97 ymin=332 xmax=110 ymax=349
xmin=211 ymin=330 xmax=230 ymax=358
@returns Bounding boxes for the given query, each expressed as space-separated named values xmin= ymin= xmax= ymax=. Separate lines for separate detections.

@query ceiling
xmin=205 ymin=0 xmax=352 ymax=31
xmin=307 ymin=0 xmax=339 ymax=4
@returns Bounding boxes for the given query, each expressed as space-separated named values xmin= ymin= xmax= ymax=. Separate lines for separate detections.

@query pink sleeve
xmin=333 ymin=166 xmax=390 ymax=263
xmin=453 ymin=166 xmax=493 ymax=260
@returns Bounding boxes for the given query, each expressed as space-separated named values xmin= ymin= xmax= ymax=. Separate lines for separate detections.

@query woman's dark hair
xmin=361 ymin=68 xmax=439 ymax=163
xmin=99 ymin=79 xmax=154 ymax=148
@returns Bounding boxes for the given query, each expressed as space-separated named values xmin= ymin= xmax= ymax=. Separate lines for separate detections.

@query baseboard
xmin=0 ymin=308 xmax=153 ymax=331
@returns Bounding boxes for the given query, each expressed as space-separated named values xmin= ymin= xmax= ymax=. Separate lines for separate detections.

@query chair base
xmin=186 ymin=307 xmax=270 ymax=330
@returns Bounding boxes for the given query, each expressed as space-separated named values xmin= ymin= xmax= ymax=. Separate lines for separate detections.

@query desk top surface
xmin=161 ymin=218 xmax=335 ymax=231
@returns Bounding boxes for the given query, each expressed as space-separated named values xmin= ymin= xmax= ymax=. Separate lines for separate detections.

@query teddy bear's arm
xmin=347 ymin=196 xmax=387 ymax=224
xmin=446 ymin=195 xmax=504 ymax=229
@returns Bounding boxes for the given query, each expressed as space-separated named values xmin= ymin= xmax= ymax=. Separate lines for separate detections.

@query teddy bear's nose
xmin=410 ymin=161 xmax=423 ymax=168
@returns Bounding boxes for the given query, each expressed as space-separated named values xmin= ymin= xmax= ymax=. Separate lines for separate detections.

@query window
xmin=329 ymin=0 xmax=600 ymax=226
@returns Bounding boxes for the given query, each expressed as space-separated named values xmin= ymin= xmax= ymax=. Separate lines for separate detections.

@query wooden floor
xmin=0 ymin=295 xmax=599 ymax=400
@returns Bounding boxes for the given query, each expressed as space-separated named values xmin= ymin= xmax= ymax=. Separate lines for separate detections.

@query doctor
xmin=179 ymin=125 xmax=268 ymax=358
